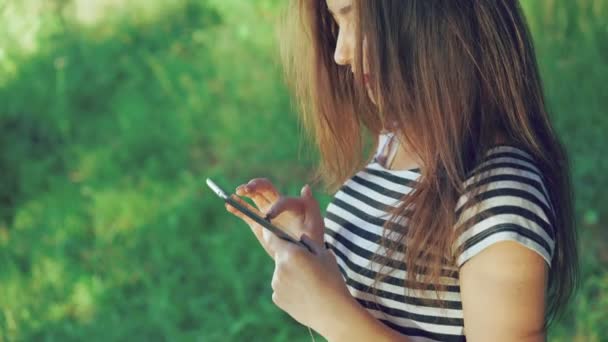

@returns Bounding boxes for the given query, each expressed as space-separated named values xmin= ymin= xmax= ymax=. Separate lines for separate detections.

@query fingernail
xmin=301 ymin=184 xmax=312 ymax=197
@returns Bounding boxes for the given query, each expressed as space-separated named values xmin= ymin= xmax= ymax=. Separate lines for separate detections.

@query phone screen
xmin=206 ymin=178 xmax=311 ymax=251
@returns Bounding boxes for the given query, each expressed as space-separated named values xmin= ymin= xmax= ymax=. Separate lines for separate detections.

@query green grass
xmin=0 ymin=0 xmax=606 ymax=341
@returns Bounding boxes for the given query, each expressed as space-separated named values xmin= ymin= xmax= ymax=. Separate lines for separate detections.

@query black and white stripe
xmin=323 ymin=143 xmax=555 ymax=341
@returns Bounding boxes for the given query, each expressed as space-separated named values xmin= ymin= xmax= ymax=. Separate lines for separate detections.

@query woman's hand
xmin=226 ymin=179 xmax=402 ymax=341
xmin=225 ymin=178 xmax=324 ymax=259
xmin=265 ymin=232 xmax=355 ymax=338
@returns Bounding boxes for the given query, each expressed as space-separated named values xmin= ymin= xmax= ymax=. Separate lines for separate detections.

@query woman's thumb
xmin=301 ymin=184 xmax=320 ymax=209
xmin=300 ymin=184 xmax=312 ymax=198
xmin=300 ymin=233 xmax=324 ymax=255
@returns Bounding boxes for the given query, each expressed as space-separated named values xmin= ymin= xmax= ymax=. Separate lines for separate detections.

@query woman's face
xmin=326 ymin=0 xmax=375 ymax=103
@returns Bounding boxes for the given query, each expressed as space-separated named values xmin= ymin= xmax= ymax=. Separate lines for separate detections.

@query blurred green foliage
xmin=0 ymin=0 xmax=606 ymax=341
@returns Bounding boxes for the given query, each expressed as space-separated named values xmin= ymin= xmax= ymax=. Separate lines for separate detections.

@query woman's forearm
xmin=318 ymin=295 xmax=410 ymax=342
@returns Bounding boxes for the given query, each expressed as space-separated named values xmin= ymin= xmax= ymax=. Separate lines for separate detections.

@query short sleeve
xmin=452 ymin=146 xmax=556 ymax=268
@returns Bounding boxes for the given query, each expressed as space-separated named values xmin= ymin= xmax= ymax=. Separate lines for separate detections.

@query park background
xmin=0 ymin=0 xmax=606 ymax=341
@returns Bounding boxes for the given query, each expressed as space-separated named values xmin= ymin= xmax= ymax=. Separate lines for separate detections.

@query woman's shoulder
xmin=469 ymin=144 xmax=542 ymax=176
xmin=461 ymin=144 xmax=548 ymax=195
xmin=452 ymin=144 xmax=556 ymax=268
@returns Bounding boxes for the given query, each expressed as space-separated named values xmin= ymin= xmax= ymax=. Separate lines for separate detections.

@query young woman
xmin=226 ymin=0 xmax=578 ymax=341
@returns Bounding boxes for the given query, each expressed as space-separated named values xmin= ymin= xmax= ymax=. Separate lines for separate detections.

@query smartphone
xmin=206 ymin=178 xmax=312 ymax=252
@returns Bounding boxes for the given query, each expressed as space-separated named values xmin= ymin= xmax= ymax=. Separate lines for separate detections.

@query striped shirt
xmin=323 ymin=134 xmax=555 ymax=342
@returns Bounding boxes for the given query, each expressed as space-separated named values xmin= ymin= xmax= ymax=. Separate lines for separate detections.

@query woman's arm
xmin=318 ymin=295 xmax=410 ymax=342
xmin=459 ymin=241 xmax=548 ymax=342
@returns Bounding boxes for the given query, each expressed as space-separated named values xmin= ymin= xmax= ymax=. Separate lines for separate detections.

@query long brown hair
xmin=280 ymin=0 xmax=577 ymax=326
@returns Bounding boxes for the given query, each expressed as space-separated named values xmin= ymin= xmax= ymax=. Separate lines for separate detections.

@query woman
xmin=226 ymin=0 xmax=578 ymax=341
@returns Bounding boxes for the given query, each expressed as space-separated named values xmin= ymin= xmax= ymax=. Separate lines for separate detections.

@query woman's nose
xmin=334 ymin=48 xmax=351 ymax=66
xmin=334 ymin=34 xmax=352 ymax=67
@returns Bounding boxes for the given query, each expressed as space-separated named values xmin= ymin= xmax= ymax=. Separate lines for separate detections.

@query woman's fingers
xmin=247 ymin=178 xmax=280 ymax=201
xmin=226 ymin=195 xmax=267 ymax=243
xmin=300 ymin=184 xmax=312 ymax=198
xmin=225 ymin=195 xmax=261 ymax=225
xmin=299 ymin=234 xmax=324 ymax=256
xmin=226 ymin=180 xmax=324 ymax=259
xmin=295 ymin=184 xmax=325 ymax=246
xmin=225 ymin=195 xmax=274 ymax=259
xmin=236 ymin=178 xmax=280 ymax=212
xmin=266 ymin=196 xmax=306 ymax=221
xmin=299 ymin=184 xmax=320 ymax=213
